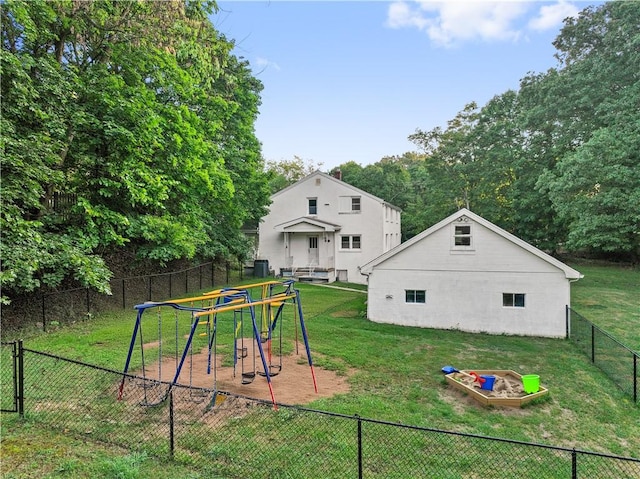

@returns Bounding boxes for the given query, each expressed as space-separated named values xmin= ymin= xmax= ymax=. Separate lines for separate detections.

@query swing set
xmin=117 ymin=279 xmax=317 ymax=410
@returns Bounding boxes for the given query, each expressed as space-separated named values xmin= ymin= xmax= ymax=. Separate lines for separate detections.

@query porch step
xmin=297 ymin=276 xmax=329 ymax=284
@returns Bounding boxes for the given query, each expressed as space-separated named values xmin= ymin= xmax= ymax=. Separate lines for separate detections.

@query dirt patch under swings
xmin=136 ymin=341 xmax=352 ymax=406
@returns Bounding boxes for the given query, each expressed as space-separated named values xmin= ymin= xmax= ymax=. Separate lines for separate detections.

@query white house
xmin=258 ymin=170 xmax=402 ymax=284
xmin=359 ymin=208 xmax=582 ymax=338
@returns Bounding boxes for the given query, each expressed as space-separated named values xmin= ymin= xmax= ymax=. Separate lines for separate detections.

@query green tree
xmin=265 ymin=156 xmax=323 ymax=193
xmin=539 ymin=2 xmax=640 ymax=258
xmin=408 ymin=103 xmax=480 ymax=221
xmin=1 ymin=0 xmax=269 ymax=302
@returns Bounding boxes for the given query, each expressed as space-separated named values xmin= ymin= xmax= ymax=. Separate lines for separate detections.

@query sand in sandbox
xmin=456 ymin=373 xmax=527 ymax=398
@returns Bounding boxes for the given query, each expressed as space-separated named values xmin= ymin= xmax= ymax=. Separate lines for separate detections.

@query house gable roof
xmin=360 ymin=208 xmax=583 ymax=280
xmin=274 ymin=216 xmax=342 ymax=233
xmin=271 ymin=170 xmax=402 ymax=211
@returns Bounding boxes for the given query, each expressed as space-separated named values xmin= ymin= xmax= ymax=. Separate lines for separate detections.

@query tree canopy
xmin=2 ymin=1 xmax=637 ymax=305
xmin=1 ymin=0 xmax=270 ymax=302
xmin=336 ymin=1 xmax=639 ymax=260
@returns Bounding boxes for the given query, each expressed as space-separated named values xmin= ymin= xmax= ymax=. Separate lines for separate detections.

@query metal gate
xmin=1 ymin=341 xmax=23 ymax=414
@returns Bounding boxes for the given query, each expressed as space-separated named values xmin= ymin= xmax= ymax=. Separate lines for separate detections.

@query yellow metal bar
xmin=203 ymin=280 xmax=283 ymax=296
xmin=193 ymin=293 xmax=296 ymax=319
xmin=141 ymin=279 xmax=293 ymax=308
xmin=142 ymin=289 xmax=232 ymax=307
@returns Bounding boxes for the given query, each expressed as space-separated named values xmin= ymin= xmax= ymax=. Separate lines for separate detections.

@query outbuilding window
xmin=405 ymin=290 xmax=426 ymax=303
xmin=454 ymin=225 xmax=471 ymax=246
xmin=451 ymin=217 xmax=474 ymax=252
xmin=503 ymin=293 xmax=525 ymax=308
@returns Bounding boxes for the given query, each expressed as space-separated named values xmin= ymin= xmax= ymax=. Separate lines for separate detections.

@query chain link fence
xmin=568 ymin=307 xmax=639 ymax=403
xmin=1 ymin=261 xmax=243 ymax=332
xmin=2 ymin=342 xmax=639 ymax=478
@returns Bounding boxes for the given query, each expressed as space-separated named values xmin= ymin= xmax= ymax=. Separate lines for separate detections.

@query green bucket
xmin=522 ymin=374 xmax=540 ymax=394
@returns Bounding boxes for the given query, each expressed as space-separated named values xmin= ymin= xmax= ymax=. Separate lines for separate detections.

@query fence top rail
xmin=569 ymin=307 xmax=640 ymax=355
xmin=34 ymin=262 xmax=219 ymax=298
xmin=117 ymin=261 xmax=215 ymax=282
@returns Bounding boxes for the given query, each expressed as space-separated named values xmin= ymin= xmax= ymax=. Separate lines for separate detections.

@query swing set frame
xmin=117 ymin=280 xmax=317 ymax=410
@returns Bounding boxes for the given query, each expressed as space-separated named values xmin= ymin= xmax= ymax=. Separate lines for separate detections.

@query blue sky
xmin=213 ymin=1 xmax=597 ymax=170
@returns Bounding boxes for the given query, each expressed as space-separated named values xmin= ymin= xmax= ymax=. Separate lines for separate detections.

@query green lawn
xmin=569 ymin=261 xmax=640 ymax=351
xmin=1 ymin=263 xmax=639 ymax=478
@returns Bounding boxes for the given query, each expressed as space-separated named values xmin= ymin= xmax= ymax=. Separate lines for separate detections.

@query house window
xmin=308 ymin=198 xmax=317 ymax=215
xmin=454 ymin=225 xmax=471 ymax=246
xmin=340 ymin=235 xmax=361 ymax=250
xmin=339 ymin=196 xmax=362 ymax=213
xmin=405 ymin=290 xmax=426 ymax=303
xmin=503 ymin=293 xmax=525 ymax=308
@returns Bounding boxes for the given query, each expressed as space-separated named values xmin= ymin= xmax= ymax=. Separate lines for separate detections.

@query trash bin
xmin=254 ymin=259 xmax=269 ymax=278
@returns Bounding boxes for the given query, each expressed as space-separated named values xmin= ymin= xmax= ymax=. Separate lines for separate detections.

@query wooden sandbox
xmin=445 ymin=369 xmax=548 ymax=407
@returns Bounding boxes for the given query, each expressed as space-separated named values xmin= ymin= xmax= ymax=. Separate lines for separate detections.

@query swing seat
xmin=238 ymin=346 xmax=248 ymax=358
xmin=257 ymin=365 xmax=282 ymax=377
xmin=241 ymin=372 xmax=256 ymax=385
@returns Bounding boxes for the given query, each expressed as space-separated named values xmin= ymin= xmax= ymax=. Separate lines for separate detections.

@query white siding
xmin=259 ymin=172 xmax=401 ymax=284
xmin=365 ymin=212 xmax=577 ymax=337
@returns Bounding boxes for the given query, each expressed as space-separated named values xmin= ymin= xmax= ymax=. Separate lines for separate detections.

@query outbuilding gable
xmin=362 ymin=209 xmax=582 ymax=338
xmin=361 ymin=208 xmax=581 ymax=279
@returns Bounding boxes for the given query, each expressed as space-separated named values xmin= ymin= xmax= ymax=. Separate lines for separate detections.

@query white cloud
xmin=386 ymin=1 xmax=581 ymax=47
xmin=255 ymin=57 xmax=281 ymax=72
xmin=528 ymin=1 xmax=580 ymax=31
xmin=386 ymin=0 xmax=429 ymax=29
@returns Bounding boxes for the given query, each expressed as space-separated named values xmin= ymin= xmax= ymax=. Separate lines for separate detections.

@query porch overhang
xmin=275 ymin=217 xmax=342 ymax=233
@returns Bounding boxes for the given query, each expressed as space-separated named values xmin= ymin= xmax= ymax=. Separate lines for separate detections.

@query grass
xmin=569 ymin=260 xmax=640 ymax=351
xmin=1 ymin=263 xmax=639 ymax=477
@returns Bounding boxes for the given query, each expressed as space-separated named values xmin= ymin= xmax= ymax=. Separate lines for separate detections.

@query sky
xmin=213 ymin=1 xmax=599 ymax=170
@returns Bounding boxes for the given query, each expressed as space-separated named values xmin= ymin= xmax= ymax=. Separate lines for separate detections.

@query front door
xmin=308 ymin=236 xmax=319 ymax=265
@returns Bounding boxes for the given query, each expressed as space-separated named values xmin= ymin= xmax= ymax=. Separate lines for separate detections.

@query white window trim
xmin=340 ymin=234 xmax=361 ymax=251
xmin=308 ymin=197 xmax=318 ymax=216
xmin=451 ymin=217 xmax=475 ymax=253
xmin=338 ymin=195 xmax=362 ymax=214
xmin=503 ymin=293 xmax=526 ymax=308
xmin=405 ymin=289 xmax=426 ymax=304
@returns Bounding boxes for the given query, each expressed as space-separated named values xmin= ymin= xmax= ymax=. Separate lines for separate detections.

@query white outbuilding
xmin=359 ymin=208 xmax=582 ymax=338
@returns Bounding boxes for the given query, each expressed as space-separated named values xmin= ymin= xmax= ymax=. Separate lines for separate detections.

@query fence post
xmin=571 ymin=448 xmax=577 ymax=479
xmin=169 ymin=273 xmax=173 ymax=298
xmin=565 ymin=305 xmax=569 ymax=339
xmin=42 ymin=294 xmax=47 ymax=332
xmin=11 ymin=342 xmax=18 ymax=413
xmin=199 ymin=265 xmax=203 ymax=290
xmin=634 ymin=353 xmax=638 ymax=404
xmin=122 ymin=279 xmax=126 ymax=309
xmin=17 ymin=340 xmax=24 ymax=418
xmin=85 ymin=288 xmax=90 ymax=319
xmin=211 ymin=262 xmax=215 ymax=287
xmin=356 ymin=415 xmax=363 ymax=479
xmin=591 ymin=324 xmax=595 ymax=363
xmin=226 ymin=261 xmax=230 ymax=284
xmin=148 ymin=276 xmax=152 ymax=302
xmin=185 ymin=269 xmax=188 ymax=295
xmin=169 ymin=390 xmax=175 ymax=459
